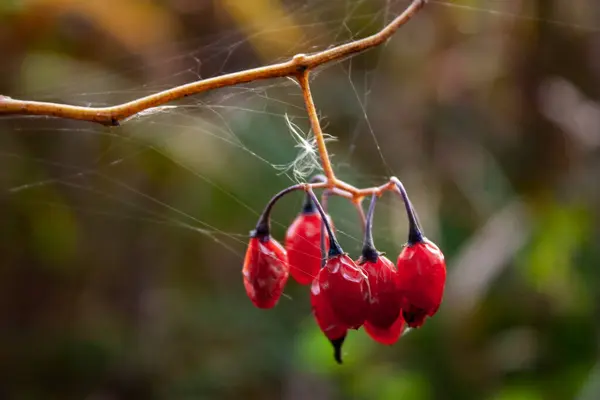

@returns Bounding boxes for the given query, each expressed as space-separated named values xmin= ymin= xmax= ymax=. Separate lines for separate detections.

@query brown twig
xmin=297 ymin=71 xmax=336 ymax=183
xmin=0 ymin=0 xmax=425 ymax=126
xmin=1 ymin=0 xmax=427 ymax=210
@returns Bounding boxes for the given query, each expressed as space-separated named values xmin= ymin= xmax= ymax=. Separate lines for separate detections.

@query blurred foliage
xmin=1 ymin=0 xmax=599 ymax=399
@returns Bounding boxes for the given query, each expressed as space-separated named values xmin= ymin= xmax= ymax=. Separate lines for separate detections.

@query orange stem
xmin=297 ymin=71 xmax=336 ymax=184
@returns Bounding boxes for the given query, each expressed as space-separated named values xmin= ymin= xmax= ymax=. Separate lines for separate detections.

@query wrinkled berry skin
xmin=318 ymin=254 xmax=371 ymax=329
xmin=396 ymin=239 xmax=446 ymax=328
xmin=285 ymin=212 xmax=329 ymax=285
xmin=242 ymin=237 xmax=289 ymax=309
xmin=361 ymin=255 xmax=404 ymax=344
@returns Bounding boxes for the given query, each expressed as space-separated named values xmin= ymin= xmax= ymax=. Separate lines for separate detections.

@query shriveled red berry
xmin=319 ymin=254 xmax=371 ymax=329
xmin=396 ymin=239 xmax=446 ymax=327
xmin=285 ymin=197 xmax=330 ymax=285
xmin=310 ymin=276 xmax=347 ymax=363
xmin=242 ymin=236 xmax=289 ymax=309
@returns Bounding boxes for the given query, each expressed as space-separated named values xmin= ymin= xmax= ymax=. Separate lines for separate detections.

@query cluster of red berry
xmin=242 ymin=176 xmax=446 ymax=363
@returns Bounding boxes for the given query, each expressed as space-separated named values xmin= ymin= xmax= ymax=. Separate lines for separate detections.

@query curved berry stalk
xmin=391 ymin=177 xmax=446 ymax=328
xmin=307 ymin=188 xmax=370 ymax=363
xmin=285 ymin=176 xmax=331 ymax=285
xmin=358 ymin=194 xmax=404 ymax=345
xmin=242 ymin=185 xmax=300 ymax=309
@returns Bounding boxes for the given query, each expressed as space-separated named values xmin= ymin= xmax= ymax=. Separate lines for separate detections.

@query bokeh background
xmin=1 ymin=0 xmax=599 ymax=399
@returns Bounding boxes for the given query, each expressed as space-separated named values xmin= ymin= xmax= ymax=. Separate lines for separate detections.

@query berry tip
xmin=330 ymin=335 xmax=346 ymax=364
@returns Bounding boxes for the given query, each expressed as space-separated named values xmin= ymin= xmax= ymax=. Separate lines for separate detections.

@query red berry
xmin=361 ymin=255 xmax=404 ymax=344
xmin=390 ymin=177 xmax=446 ymax=328
xmin=243 ymin=184 xmax=303 ymax=309
xmin=310 ymin=276 xmax=347 ymax=363
xmin=285 ymin=210 xmax=330 ymax=285
xmin=362 ymin=255 xmax=401 ymax=327
xmin=318 ymin=254 xmax=371 ymax=329
xmin=396 ymin=239 xmax=446 ymax=327
xmin=242 ymin=236 xmax=289 ymax=309
xmin=355 ymin=193 xmax=405 ymax=344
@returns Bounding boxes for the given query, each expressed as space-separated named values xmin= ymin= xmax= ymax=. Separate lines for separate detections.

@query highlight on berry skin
xmin=392 ymin=178 xmax=447 ymax=329
xmin=358 ymin=194 xmax=405 ymax=345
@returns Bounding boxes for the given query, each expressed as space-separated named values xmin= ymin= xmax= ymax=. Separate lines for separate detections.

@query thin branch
xmin=353 ymin=197 xmax=367 ymax=233
xmin=297 ymin=71 xmax=335 ymax=183
xmin=0 ymin=0 xmax=426 ymax=126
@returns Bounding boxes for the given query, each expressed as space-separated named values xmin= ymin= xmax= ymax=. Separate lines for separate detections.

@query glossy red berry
xmin=285 ymin=196 xmax=330 ymax=285
xmin=391 ymin=177 xmax=446 ymax=328
xmin=362 ymin=256 xmax=401 ymax=328
xmin=361 ymin=255 xmax=404 ymax=344
xmin=242 ymin=236 xmax=289 ymax=309
xmin=396 ymin=239 xmax=446 ymax=327
xmin=359 ymin=194 xmax=404 ymax=345
xmin=303 ymin=187 xmax=371 ymax=363
xmin=242 ymin=184 xmax=299 ymax=309
xmin=310 ymin=276 xmax=347 ymax=363
xmin=318 ymin=253 xmax=371 ymax=329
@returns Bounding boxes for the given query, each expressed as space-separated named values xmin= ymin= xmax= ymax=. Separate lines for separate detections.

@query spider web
xmin=1 ymin=0 xmax=599 ymax=397
xmin=0 ymin=0 xmax=599 ymax=371
xmin=1 ymin=0 xmax=597 ymax=283
xmin=1 ymin=0 xmax=598 ymax=285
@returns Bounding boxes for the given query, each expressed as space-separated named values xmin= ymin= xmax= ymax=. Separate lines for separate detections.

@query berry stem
xmin=319 ymin=189 xmax=331 ymax=268
xmin=302 ymin=175 xmax=327 ymax=214
xmin=301 ymin=194 xmax=316 ymax=214
xmin=360 ymin=194 xmax=380 ymax=263
xmin=353 ymin=198 xmax=366 ymax=233
xmin=306 ymin=188 xmax=344 ymax=258
xmin=390 ymin=177 xmax=423 ymax=244
xmin=253 ymin=184 xmax=304 ymax=240
xmin=320 ymin=219 xmax=327 ymax=268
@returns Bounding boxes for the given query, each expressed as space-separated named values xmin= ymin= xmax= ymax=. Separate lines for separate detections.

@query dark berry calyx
xmin=301 ymin=174 xmax=327 ymax=214
xmin=305 ymin=188 xmax=344 ymax=259
xmin=359 ymin=245 xmax=380 ymax=264
xmin=252 ymin=184 xmax=305 ymax=241
xmin=250 ymin=225 xmax=270 ymax=242
xmin=301 ymin=193 xmax=316 ymax=214
xmin=359 ymin=194 xmax=381 ymax=263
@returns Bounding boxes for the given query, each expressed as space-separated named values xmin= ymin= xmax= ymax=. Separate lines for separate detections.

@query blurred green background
xmin=1 ymin=0 xmax=599 ymax=399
